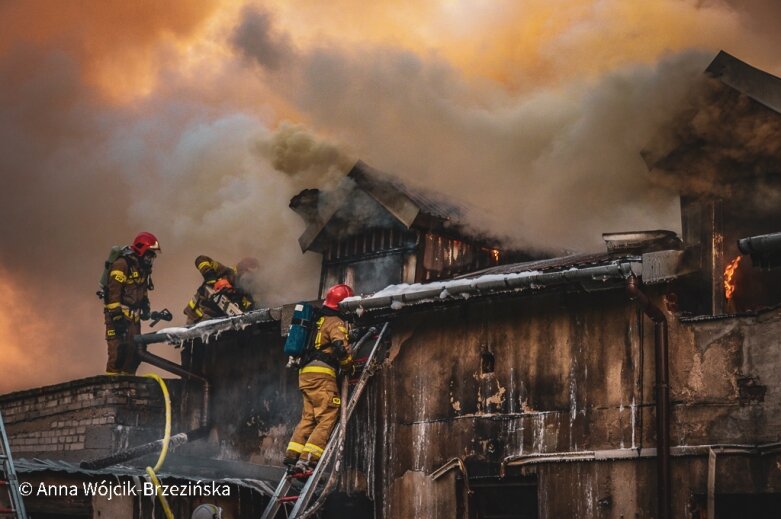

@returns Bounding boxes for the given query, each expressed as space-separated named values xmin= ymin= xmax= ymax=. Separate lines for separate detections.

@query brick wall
xmin=0 ymin=375 xmax=182 ymax=462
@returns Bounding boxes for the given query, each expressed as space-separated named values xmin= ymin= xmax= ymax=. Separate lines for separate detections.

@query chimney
xmin=680 ymin=195 xmax=725 ymax=315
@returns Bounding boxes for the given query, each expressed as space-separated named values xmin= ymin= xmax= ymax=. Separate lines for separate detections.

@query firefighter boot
xmin=283 ymin=456 xmax=302 ymax=475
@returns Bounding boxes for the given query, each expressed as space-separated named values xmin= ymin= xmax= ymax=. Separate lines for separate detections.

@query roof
xmin=148 ymin=307 xmax=280 ymax=345
xmin=341 ymin=253 xmax=644 ymax=313
xmin=339 ymin=243 xmax=699 ymax=313
xmin=706 ymin=51 xmax=781 ymax=114
xmin=349 ymin=160 xmax=467 ymax=224
xmin=456 ymin=252 xmax=621 ymax=278
xmin=294 ymin=160 xmax=494 ymax=253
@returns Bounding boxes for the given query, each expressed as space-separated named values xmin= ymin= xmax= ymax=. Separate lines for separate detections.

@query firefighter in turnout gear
xmin=183 ymin=255 xmax=257 ymax=324
xmin=284 ymin=284 xmax=354 ymax=471
xmin=103 ymin=232 xmax=160 ymax=375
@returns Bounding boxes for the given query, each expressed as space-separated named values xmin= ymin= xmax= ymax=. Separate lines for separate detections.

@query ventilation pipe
xmin=626 ymin=275 xmax=671 ymax=519
xmin=134 ymin=340 xmax=210 ymax=428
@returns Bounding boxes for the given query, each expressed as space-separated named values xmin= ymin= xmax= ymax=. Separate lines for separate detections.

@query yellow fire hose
xmin=144 ymin=373 xmax=174 ymax=519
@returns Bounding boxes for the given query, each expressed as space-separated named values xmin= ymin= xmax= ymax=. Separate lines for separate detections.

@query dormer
xmin=290 ymin=161 xmax=527 ymax=297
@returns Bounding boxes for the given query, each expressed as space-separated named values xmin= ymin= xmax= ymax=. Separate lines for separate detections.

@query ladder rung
xmin=288 ymin=470 xmax=313 ymax=480
xmin=0 ymin=507 xmax=15 ymax=513
xmin=278 ymin=495 xmax=299 ymax=503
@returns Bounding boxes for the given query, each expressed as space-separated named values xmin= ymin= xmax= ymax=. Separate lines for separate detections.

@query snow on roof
xmin=341 ymin=260 xmax=641 ymax=313
xmin=154 ymin=308 xmax=279 ymax=345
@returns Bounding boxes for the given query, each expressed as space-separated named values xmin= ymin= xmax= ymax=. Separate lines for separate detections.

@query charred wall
xmin=178 ymin=325 xmax=300 ymax=465
xmin=352 ymin=291 xmax=781 ymax=518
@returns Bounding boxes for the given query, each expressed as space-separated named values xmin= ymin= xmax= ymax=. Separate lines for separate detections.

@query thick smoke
xmin=0 ymin=38 xmax=338 ymax=392
xmin=230 ymin=5 xmax=296 ymax=71
xmin=233 ymin=7 xmax=714 ymax=251
xmin=2 ymin=0 xmax=781 ymax=391
xmin=256 ymin=122 xmax=353 ymax=188
xmin=646 ymin=76 xmax=781 ymax=213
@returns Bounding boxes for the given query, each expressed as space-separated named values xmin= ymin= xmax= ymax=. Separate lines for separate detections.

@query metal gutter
xmin=500 ymin=442 xmax=781 ymax=475
xmin=430 ymin=457 xmax=473 ymax=515
xmin=341 ymin=262 xmax=641 ymax=312
xmin=678 ymin=303 xmax=781 ymax=323
xmin=136 ymin=308 xmax=279 ymax=346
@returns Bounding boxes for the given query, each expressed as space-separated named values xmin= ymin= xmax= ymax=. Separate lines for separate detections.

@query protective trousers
xmin=104 ymin=315 xmax=143 ymax=374
xmin=286 ymin=371 xmax=341 ymax=463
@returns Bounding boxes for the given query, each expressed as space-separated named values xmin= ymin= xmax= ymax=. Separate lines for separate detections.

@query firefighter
xmin=183 ymin=256 xmax=258 ymax=324
xmin=284 ymin=284 xmax=355 ymax=472
xmin=104 ymin=232 xmax=160 ymax=375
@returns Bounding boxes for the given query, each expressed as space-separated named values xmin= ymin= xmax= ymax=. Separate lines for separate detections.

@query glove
xmin=140 ymin=299 xmax=151 ymax=321
xmin=340 ymin=363 xmax=357 ymax=377
xmin=332 ymin=340 xmax=349 ymax=359
xmin=348 ymin=327 xmax=363 ymax=343
xmin=110 ymin=312 xmax=128 ymax=336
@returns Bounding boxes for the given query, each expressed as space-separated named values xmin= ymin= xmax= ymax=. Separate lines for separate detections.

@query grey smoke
xmin=231 ymin=7 xmax=713 ymax=251
xmin=231 ymin=5 xmax=296 ymax=71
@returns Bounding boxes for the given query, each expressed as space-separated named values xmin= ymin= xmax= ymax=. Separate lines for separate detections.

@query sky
xmin=1 ymin=0 xmax=780 ymax=392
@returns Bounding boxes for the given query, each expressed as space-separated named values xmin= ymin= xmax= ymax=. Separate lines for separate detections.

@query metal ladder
xmin=260 ymin=322 xmax=389 ymax=519
xmin=0 ymin=411 xmax=27 ymax=519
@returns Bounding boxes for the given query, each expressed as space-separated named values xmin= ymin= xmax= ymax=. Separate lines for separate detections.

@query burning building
xmin=289 ymin=160 xmax=526 ymax=297
xmin=1 ymin=50 xmax=781 ymax=519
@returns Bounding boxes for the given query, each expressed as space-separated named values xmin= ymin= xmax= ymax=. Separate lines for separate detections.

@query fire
xmin=491 ymin=249 xmax=500 ymax=263
xmin=723 ymin=255 xmax=742 ymax=300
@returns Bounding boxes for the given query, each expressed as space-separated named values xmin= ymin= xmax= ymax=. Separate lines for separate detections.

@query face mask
xmin=142 ymin=252 xmax=156 ymax=268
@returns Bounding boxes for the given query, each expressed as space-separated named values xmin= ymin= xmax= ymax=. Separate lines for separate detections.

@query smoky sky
xmin=231 ymin=5 xmax=295 ymax=71
xmin=231 ymin=5 xmax=709 ymax=250
xmin=2 ymin=0 xmax=781 ymax=392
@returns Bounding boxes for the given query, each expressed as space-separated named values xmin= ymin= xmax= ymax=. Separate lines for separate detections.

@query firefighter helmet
xmin=191 ymin=504 xmax=222 ymax=519
xmin=323 ymin=284 xmax=354 ymax=310
xmin=236 ymin=257 xmax=260 ymax=275
xmin=131 ymin=232 xmax=161 ymax=257
xmin=213 ymin=278 xmax=233 ymax=292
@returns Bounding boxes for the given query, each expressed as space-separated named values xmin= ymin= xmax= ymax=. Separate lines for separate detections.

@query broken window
xmin=481 ymin=351 xmax=495 ymax=374
xmin=421 ymin=233 xmax=501 ymax=282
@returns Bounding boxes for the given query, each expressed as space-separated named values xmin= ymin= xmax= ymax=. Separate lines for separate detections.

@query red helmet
xmin=323 ymin=284 xmax=354 ymax=310
xmin=131 ymin=232 xmax=161 ymax=256
xmin=236 ymin=257 xmax=260 ymax=275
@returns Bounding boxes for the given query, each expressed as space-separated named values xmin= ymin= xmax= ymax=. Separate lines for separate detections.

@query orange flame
xmin=491 ymin=249 xmax=500 ymax=263
xmin=723 ymin=255 xmax=742 ymax=300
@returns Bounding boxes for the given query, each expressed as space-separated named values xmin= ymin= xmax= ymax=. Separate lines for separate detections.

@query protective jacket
xmin=183 ymin=255 xmax=254 ymax=323
xmin=104 ymin=250 xmax=152 ymax=321
xmin=286 ymin=307 xmax=352 ymax=464
xmin=103 ymin=250 xmax=152 ymax=374
xmin=302 ymin=307 xmax=353 ymax=377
